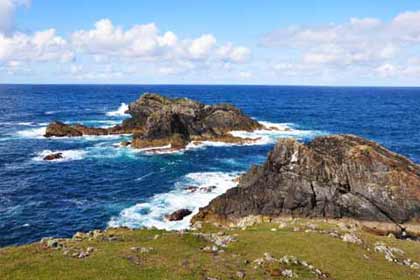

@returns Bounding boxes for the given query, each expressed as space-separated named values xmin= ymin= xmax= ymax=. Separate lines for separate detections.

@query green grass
xmin=1 ymin=222 xmax=419 ymax=280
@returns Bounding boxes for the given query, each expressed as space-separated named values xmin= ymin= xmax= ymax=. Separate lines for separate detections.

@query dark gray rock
xmin=44 ymin=93 xmax=262 ymax=149
xmin=193 ymin=135 xmax=420 ymax=226
xmin=165 ymin=209 xmax=192 ymax=221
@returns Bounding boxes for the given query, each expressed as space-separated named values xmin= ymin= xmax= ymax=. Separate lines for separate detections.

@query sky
xmin=1 ymin=0 xmax=420 ymax=86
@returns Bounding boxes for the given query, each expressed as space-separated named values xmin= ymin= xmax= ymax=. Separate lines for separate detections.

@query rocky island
xmin=44 ymin=93 xmax=264 ymax=151
xmin=193 ymin=134 xmax=420 ymax=235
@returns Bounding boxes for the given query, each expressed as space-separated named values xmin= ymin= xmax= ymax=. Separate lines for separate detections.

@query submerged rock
xmin=43 ymin=152 xmax=63 ymax=161
xmin=165 ymin=209 xmax=192 ymax=221
xmin=193 ymin=135 xmax=420 ymax=226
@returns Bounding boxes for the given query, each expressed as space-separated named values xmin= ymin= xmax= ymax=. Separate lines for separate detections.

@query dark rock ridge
xmin=44 ymin=93 xmax=263 ymax=149
xmin=193 ymin=135 xmax=420 ymax=226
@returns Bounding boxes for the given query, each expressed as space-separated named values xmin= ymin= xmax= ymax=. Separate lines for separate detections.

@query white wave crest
xmin=17 ymin=127 xmax=47 ymax=138
xmin=108 ymin=172 xmax=240 ymax=230
xmin=33 ymin=149 xmax=86 ymax=162
xmin=229 ymin=121 xmax=324 ymax=145
xmin=106 ymin=103 xmax=129 ymax=117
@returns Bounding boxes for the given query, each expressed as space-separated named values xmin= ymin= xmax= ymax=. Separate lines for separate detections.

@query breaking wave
xmin=33 ymin=149 xmax=86 ymax=162
xmin=108 ymin=172 xmax=240 ymax=230
xmin=106 ymin=103 xmax=129 ymax=117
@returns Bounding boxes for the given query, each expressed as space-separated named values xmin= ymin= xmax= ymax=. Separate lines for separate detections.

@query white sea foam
xmin=17 ymin=126 xmax=47 ymax=138
xmin=106 ymin=103 xmax=129 ymax=117
xmin=33 ymin=149 xmax=86 ymax=162
xmin=229 ymin=121 xmax=323 ymax=145
xmin=108 ymin=172 xmax=240 ymax=230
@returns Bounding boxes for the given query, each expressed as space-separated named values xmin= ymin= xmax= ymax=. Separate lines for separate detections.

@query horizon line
xmin=1 ymin=83 xmax=420 ymax=89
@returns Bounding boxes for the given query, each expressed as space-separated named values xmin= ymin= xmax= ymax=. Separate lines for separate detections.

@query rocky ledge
xmin=193 ymin=135 xmax=420 ymax=229
xmin=44 ymin=93 xmax=263 ymax=149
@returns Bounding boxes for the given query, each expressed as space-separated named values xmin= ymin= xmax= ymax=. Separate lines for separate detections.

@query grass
xmin=0 ymin=221 xmax=419 ymax=280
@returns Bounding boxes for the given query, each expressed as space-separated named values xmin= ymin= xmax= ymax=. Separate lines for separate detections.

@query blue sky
xmin=2 ymin=0 xmax=420 ymax=85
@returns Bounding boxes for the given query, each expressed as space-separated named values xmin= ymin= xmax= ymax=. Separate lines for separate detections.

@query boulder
xmin=193 ymin=135 xmax=420 ymax=227
xmin=165 ymin=209 xmax=192 ymax=221
xmin=43 ymin=152 xmax=63 ymax=161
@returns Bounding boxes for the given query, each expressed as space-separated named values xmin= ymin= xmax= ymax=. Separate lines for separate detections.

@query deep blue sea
xmin=1 ymin=85 xmax=419 ymax=247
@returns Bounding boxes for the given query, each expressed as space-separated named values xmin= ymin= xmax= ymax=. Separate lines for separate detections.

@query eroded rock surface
xmin=193 ymin=135 xmax=420 ymax=226
xmin=44 ymin=93 xmax=263 ymax=149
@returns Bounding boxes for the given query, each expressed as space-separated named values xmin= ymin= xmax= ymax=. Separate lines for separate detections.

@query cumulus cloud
xmin=0 ymin=29 xmax=74 ymax=65
xmin=71 ymin=19 xmax=250 ymax=66
xmin=262 ymin=10 xmax=420 ymax=82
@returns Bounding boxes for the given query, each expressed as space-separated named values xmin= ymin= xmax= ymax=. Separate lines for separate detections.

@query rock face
xmin=44 ymin=93 xmax=262 ymax=149
xmin=127 ymin=94 xmax=262 ymax=148
xmin=193 ymin=135 xmax=420 ymax=225
xmin=165 ymin=209 xmax=192 ymax=221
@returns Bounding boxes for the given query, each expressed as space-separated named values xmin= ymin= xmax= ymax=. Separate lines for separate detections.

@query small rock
xmin=278 ymin=222 xmax=288 ymax=229
xmin=411 ymin=262 xmax=420 ymax=270
xmin=139 ymin=247 xmax=153 ymax=253
xmin=271 ymin=228 xmax=277 ymax=232
xmin=236 ymin=270 xmax=246 ymax=279
xmin=86 ymin=247 xmax=95 ymax=254
xmin=165 ymin=209 xmax=192 ymax=221
xmin=72 ymin=232 xmax=86 ymax=241
xmin=263 ymin=252 xmax=276 ymax=262
xmin=43 ymin=152 xmax=63 ymax=161
xmin=78 ymin=251 xmax=89 ymax=259
xmin=342 ymin=233 xmax=362 ymax=244
xmin=184 ymin=186 xmax=198 ymax=193
xmin=120 ymin=141 xmax=131 ymax=147
xmin=153 ymin=234 xmax=160 ymax=240
xmin=281 ymin=269 xmax=294 ymax=278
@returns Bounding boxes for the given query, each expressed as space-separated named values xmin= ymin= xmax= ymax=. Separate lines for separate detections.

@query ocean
xmin=0 ymin=85 xmax=419 ymax=247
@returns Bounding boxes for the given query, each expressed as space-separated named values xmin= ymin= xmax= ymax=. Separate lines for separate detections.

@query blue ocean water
xmin=0 ymin=85 xmax=419 ymax=247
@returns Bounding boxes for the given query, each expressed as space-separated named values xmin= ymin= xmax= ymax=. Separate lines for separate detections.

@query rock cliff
xmin=193 ymin=135 xmax=420 ymax=226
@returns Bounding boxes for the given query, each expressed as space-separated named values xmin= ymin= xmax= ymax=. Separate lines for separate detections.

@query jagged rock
xmin=128 ymin=93 xmax=262 ymax=149
xmin=193 ymin=135 xmax=420 ymax=226
xmin=165 ymin=209 xmax=192 ymax=221
xmin=44 ymin=93 xmax=263 ymax=149
xmin=43 ymin=152 xmax=63 ymax=161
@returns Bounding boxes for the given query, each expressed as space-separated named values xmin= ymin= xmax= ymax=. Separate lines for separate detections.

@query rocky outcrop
xmin=44 ymin=93 xmax=263 ymax=149
xmin=165 ymin=209 xmax=192 ymax=221
xmin=45 ymin=121 xmax=110 ymax=137
xmin=193 ymin=135 xmax=420 ymax=226
xmin=127 ymin=94 xmax=262 ymax=149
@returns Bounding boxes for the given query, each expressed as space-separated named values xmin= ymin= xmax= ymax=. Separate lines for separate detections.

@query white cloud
xmin=0 ymin=29 xmax=74 ymax=67
xmin=375 ymin=63 xmax=397 ymax=77
xmin=217 ymin=43 xmax=251 ymax=63
xmin=71 ymin=19 xmax=250 ymax=66
xmin=0 ymin=0 xmax=30 ymax=33
xmin=188 ymin=34 xmax=216 ymax=59
xmin=239 ymin=71 xmax=252 ymax=79
xmin=261 ymin=10 xmax=420 ymax=83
